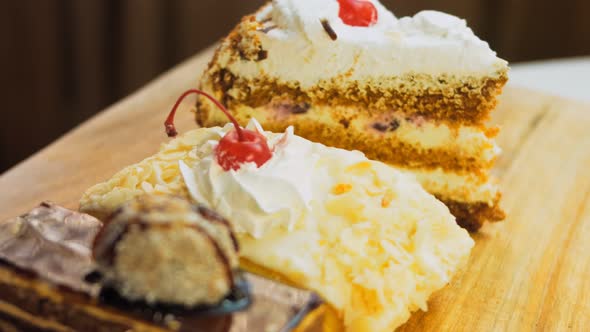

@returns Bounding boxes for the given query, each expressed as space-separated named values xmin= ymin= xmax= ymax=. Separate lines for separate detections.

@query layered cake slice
xmin=196 ymin=0 xmax=509 ymax=231
xmin=81 ymin=91 xmax=474 ymax=332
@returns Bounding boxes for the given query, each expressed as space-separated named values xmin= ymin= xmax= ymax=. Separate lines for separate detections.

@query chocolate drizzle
xmin=320 ymin=19 xmax=338 ymax=41
xmin=196 ymin=205 xmax=239 ymax=251
xmin=190 ymin=223 xmax=236 ymax=290
xmin=93 ymin=219 xmax=129 ymax=266
xmin=94 ymin=219 xmax=236 ymax=291
xmin=92 ymin=196 xmax=240 ymax=303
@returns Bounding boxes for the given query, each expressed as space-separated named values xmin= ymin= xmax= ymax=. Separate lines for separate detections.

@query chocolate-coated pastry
xmin=93 ymin=194 xmax=240 ymax=307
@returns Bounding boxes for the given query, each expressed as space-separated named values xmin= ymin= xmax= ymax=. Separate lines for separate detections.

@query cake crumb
xmin=332 ymin=184 xmax=353 ymax=195
xmin=381 ymin=190 xmax=395 ymax=208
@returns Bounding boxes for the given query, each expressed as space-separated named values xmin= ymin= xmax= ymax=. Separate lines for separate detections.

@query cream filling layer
xmin=353 ymin=116 xmax=501 ymax=165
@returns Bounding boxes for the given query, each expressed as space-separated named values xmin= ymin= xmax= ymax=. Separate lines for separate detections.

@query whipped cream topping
xmin=268 ymin=0 xmax=396 ymax=45
xmin=219 ymin=0 xmax=508 ymax=88
xmin=180 ymin=119 xmax=366 ymax=238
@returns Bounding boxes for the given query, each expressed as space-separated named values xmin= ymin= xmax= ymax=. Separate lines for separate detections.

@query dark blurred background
xmin=1 ymin=0 xmax=589 ymax=173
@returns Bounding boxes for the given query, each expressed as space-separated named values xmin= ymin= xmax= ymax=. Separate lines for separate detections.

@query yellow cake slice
xmin=80 ymin=120 xmax=474 ymax=331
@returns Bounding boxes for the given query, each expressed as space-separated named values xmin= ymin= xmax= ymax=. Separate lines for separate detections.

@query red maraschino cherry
xmin=164 ymin=89 xmax=272 ymax=171
xmin=337 ymin=0 xmax=378 ymax=27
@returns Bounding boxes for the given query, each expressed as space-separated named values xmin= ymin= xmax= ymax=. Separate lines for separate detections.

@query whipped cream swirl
xmin=180 ymin=119 xmax=326 ymax=238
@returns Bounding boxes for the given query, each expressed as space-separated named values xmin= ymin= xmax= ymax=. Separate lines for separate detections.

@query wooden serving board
xmin=1 ymin=47 xmax=589 ymax=331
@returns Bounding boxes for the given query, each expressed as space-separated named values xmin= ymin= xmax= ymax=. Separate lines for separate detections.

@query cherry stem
xmin=164 ymin=89 xmax=244 ymax=141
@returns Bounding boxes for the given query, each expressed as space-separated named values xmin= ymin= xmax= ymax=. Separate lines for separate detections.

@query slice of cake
xmin=80 ymin=111 xmax=474 ymax=331
xmin=196 ymin=0 xmax=509 ymax=231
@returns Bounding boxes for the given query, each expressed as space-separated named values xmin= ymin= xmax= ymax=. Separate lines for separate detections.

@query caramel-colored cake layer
xmin=199 ymin=68 xmax=508 ymax=128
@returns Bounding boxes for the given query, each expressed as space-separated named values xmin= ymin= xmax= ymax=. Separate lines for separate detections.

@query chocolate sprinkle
xmin=257 ymin=25 xmax=277 ymax=34
xmin=320 ymin=19 xmax=338 ymax=41
xmin=257 ymin=49 xmax=268 ymax=61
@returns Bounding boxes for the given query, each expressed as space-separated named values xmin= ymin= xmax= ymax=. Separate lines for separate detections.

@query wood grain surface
xmin=1 ymin=47 xmax=589 ymax=331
